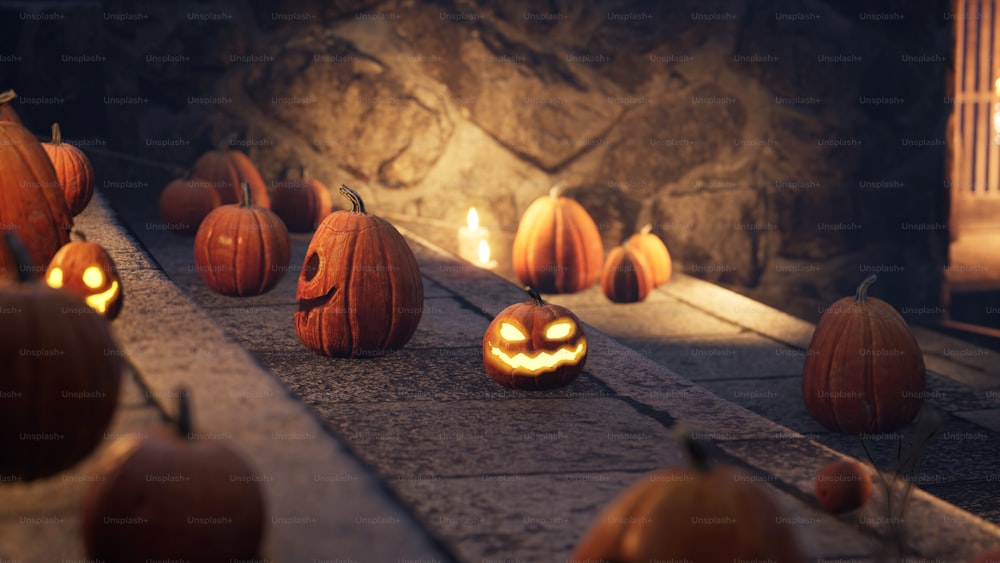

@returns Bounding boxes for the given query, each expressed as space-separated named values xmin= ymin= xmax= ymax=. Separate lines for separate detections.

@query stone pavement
xmin=2 ymin=183 xmax=1000 ymax=562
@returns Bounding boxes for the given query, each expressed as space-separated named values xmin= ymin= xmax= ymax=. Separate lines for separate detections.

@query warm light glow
xmin=46 ymin=267 xmax=64 ymax=288
xmin=489 ymin=342 xmax=586 ymax=372
xmin=478 ymin=239 xmax=491 ymax=264
xmin=499 ymin=322 xmax=527 ymax=342
xmin=467 ymin=207 xmax=479 ymax=230
xmin=85 ymin=281 xmax=119 ymax=314
xmin=82 ymin=266 xmax=104 ymax=289
xmin=545 ymin=320 xmax=574 ymax=340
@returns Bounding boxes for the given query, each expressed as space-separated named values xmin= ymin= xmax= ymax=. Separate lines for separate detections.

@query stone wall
xmin=0 ymin=0 xmax=954 ymax=322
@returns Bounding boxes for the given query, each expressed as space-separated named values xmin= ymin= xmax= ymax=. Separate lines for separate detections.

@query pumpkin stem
xmin=639 ymin=223 xmax=652 ymax=236
xmin=50 ymin=122 xmax=62 ymax=145
xmin=70 ymin=229 xmax=87 ymax=242
xmin=300 ymin=164 xmax=308 ymax=179
xmin=176 ymin=387 xmax=194 ymax=440
xmin=217 ymin=132 xmax=238 ymax=151
xmin=675 ymin=426 xmax=712 ymax=473
xmin=855 ymin=274 xmax=877 ymax=303
xmin=239 ymin=181 xmax=253 ymax=208
xmin=524 ymin=285 xmax=545 ymax=306
xmin=549 ymin=181 xmax=566 ymax=199
xmin=340 ymin=185 xmax=366 ymax=214
xmin=3 ymin=231 xmax=38 ymax=283
xmin=0 ymin=89 xmax=15 ymax=106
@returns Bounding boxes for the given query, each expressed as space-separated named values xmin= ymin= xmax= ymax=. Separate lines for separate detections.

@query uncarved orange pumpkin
xmin=601 ymin=245 xmax=654 ymax=303
xmin=190 ymin=141 xmax=270 ymax=208
xmin=815 ymin=459 xmax=872 ymax=514
xmin=194 ymin=182 xmax=290 ymax=296
xmin=625 ymin=223 xmax=671 ymax=286
xmin=482 ymin=286 xmax=587 ymax=390
xmin=81 ymin=389 xmax=265 ymax=561
xmin=0 ymin=232 xmax=122 ymax=482
xmin=45 ymin=231 xmax=124 ymax=320
xmin=270 ymin=168 xmax=333 ymax=232
xmin=802 ymin=274 xmax=926 ymax=434
xmin=571 ymin=430 xmax=806 ymax=562
xmin=158 ymin=176 xmax=222 ymax=235
xmin=0 ymin=89 xmax=22 ymax=124
xmin=512 ymin=185 xmax=604 ymax=294
xmin=42 ymin=123 xmax=95 ymax=216
xmin=295 ymin=185 xmax=423 ymax=358
xmin=0 ymin=118 xmax=72 ymax=279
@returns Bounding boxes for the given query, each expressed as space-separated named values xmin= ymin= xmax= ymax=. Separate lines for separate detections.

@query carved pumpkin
xmin=194 ymin=182 xmax=290 ymax=296
xmin=42 ymin=123 xmax=95 ymax=216
xmin=271 ymin=167 xmax=333 ymax=232
xmin=0 ymin=89 xmax=22 ymax=124
xmin=295 ymin=185 xmax=423 ymax=358
xmin=802 ymin=274 xmax=926 ymax=434
xmin=625 ymin=223 xmax=671 ymax=286
xmin=601 ymin=245 xmax=654 ymax=303
xmin=0 ymin=117 xmax=72 ymax=279
xmin=482 ymin=286 xmax=587 ymax=390
xmin=190 ymin=138 xmax=270 ymax=208
xmin=45 ymin=231 xmax=124 ymax=320
xmin=815 ymin=459 xmax=872 ymax=514
xmin=158 ymin=176 xmax=222 ymax=235
xmin=82 ymin=389 xmax=265 ymax=561
xmin=0 ymin=232 xmax=122 ymax=481
xmin=571 ymin=430 xmax=806 ymax=563
xmin=512 ymin=185 xmax=604 ymax=294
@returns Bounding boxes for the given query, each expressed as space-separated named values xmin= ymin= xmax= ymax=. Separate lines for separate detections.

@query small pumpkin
xmin=194 ymin=182 xmax=290 ymax=296
xmin=158 ymin=176 xmax=222 ymax=235
xmin=270 ymin=167 xmax=333 ymax=232
xmin=81 ymin=389 xmax=266 ymax=562
xmin=0 ymin=232 xmax=122 ymax=482
xmin=802 ymin=274 xmax=926 ymax=434
xmin=512 ymin=184 xmax=604 ymax=294
xmin=571 ymin=429 xmax=806 ymax=563
xmin=0 ymin=89 xmax=22 ymax=124
xmin=815 ymin=459 xmax=872 ymax=514
xmin=42 ymin=122 xmax=96 ymax=216
xmin=624 ymin=223 xmax=671 ymax=286
xmin=295 ymin=185 xmax=423 ymax=358
xmin=45 ymin=231 xmax=124 ymax=320
xmin=482 ymin=286 xmax=587 ymax=390
xmin=0 ymin=117 xmax=72 ymax=279
xmin=601 ymin=245 xmax=654 ymax=303
xmin=190 ymin=137 xmax=270 ymax=208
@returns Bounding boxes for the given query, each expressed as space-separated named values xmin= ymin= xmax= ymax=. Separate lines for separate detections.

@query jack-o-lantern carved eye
xmin=47 ymin=267 xmax=65 ymax=288
xmin=82 ymin=266 xmax=104 ymax=289
xmin=499 ymin=322 xmax=527 ymax=342
xmin=545 ymin=320 xmax=574 ymax=340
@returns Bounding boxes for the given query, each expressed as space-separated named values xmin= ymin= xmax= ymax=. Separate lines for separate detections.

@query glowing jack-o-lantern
xmin=482 ymin=286 xmax=587 ymax=390
xmin=45 ymin=232 xmax=123 ymax=320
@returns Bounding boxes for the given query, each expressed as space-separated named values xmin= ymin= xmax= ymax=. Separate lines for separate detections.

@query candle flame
xmin=467 ymin=207 xmax=479 ymax=230
xmin=478 ymin=239 xmax=491 ymax=264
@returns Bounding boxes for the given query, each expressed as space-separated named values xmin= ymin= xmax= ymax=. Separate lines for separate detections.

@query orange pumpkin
xmin=482 ymin=286 xmax=587 ymax=390
xmin=194 ymin=182 xmax=290 ymax=296
xmin=190 ymin=139 xmax=270 ymax=208
xmin=572 ymin=430 xmax=806 ymax=562
xmin=0 ymin=232 xmax=122 ymax=481
xmin=512 ymin=185 xmax=604 ymax=294
xmin=81 ymin=389 xmax=265 ymax=561
xmin=0 ymin=117 xmax=72 ymax=279
xmin=42 ymin=123 xmax=95 ymax=216
xmin=158 ymin=176 xmax=222 ymax=235
xmin=0 ymin=89 xmax=22 ymax=124
xmin=295 ymin=185 xmax=423 ymax=358
xmin=45 ymin=231 xmax=124 ymax=320
xmin=802 ymin=274 xmax=926 ymax=434
xmin=270 ymin=167 xmax=333 ymax=232
xmin=624 ymin=223 xmax=671 ymax=286
xmin=815 ymin=459 xmax=872 ymax=514
xmin=601 ymin=245 xmax=654 ymax=303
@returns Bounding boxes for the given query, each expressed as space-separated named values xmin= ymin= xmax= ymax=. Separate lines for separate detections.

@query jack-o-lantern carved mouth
xmin=84 ymin=281 xmax=119 ymax=314
xmin=47 ymin=266 xmax=119 ymax=315
xmin=488 ymin=342 xmax=586 ymax=373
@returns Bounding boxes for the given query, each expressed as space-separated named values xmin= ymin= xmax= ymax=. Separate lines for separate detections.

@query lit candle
xmin=458 ymin=207 xmax=495 ymax=268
